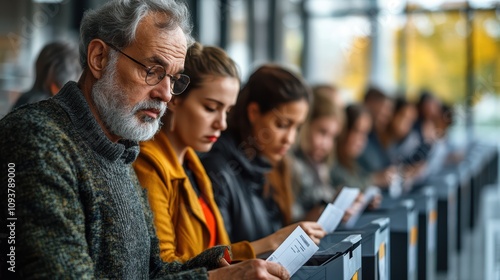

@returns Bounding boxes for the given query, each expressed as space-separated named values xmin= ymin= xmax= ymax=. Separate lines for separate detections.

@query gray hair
xmin=34 ymin=41 xmax=81 ymax=91
xmin=79 ymin=0 xmax=194 ymax=68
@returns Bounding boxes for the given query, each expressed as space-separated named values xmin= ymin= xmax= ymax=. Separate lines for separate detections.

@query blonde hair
xmin=298 ymin=87 xmax=344 ymax=163
xmin=181 ymin=42 xmax=240 ymax=97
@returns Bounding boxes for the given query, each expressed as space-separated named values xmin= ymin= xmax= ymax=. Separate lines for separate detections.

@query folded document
xmin=266 ymin=226 xmax=319 ymax=276
xmin=317 ymin=187 xmax=360 ymax=233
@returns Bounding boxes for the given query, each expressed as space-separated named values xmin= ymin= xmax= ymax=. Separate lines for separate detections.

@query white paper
xmin=363 ymin=186 xmax=381 ymax=205
xmin=266 ymin=226 xmax=319 ymax=276
xmin=317 ymin=204 xmax=344 ymax=233
xmin=389 ymin=172 xmax=403 ymax=198
xmin=332 ymin=186 xmax=360 ymax=211
xmin=344 ymin=186 xmax=381 ymax=228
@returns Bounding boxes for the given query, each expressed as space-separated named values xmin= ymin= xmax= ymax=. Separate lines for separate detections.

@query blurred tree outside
xmin=473 ymin=10 xmax=500 ymax=104
xmin=401 ymin=11 xmax=467 ymax=104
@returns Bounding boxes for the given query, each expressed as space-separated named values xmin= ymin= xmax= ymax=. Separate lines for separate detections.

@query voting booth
xmin=293 ymin=234 xmax=362 ymax=280
xmin=411 ymin=187 xmax=437 ymax=280
xmin=383 ymin=186 xmax=437 ymax=280
xmin=483 ymin=186 xmax=500 ymax=280
xmin=425 ymin=173 xmax=457 ymax=273
xmin=325 ymin=218 xmax=390 ymax=280
xmin=356 ymin=199 xmax=418 ymax=280
xmin=452 ymin=162 xmax=471 ymax=253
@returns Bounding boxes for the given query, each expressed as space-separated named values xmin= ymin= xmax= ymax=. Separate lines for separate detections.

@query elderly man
xmin=0 ymin=0 xmax=288 ymax=279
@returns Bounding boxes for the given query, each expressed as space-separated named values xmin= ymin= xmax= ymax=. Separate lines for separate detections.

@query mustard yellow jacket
xmin=134 ymin=131 xmax=255 ymax=262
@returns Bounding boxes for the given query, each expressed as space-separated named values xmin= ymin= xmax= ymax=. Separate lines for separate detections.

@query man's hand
xmin=208 ymin=259 xmax=290 ymax=280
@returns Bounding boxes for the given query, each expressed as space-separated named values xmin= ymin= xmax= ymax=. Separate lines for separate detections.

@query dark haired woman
xmin=201 ymin=65 xmax=326 ymax=248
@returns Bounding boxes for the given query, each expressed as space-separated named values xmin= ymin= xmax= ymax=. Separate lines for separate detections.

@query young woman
xmin=200 ymin=65 xmax=326 ymax=246
xmin=383 ymin=97 xmax=419 ymax=164
xmin=332 ymin=104 xmax=390 ymax=195
xmin=381 ymin=97 xmax=426 ymax=185
xmin=134 ymin=45 xmax=323 ymax=263
xmin=290 ymin=88 xmax=344 ymax=222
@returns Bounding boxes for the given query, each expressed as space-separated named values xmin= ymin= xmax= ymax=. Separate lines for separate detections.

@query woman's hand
xmin=371 ymin=166 xmax=397 ymax=188
xmin=367 ymin=193 xmax=382 ymax=210
xmin=342 ymin=192 xmax=365 ymax=223
xmin=250 ymin=221 xmax=326 ymax=255
xmin=294 ymin=221 xmax=327 ymax=245
xmin=271 ymin=222 xmax=326 ymax=249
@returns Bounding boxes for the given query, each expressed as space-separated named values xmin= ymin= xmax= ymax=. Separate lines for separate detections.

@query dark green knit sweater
xmin=0 ymin=82 xmax=226 ymax=279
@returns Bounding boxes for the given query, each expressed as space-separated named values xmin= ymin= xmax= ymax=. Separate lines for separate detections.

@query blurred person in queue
xmin=331 ymin=104 xmax=383 ymax=208
xmin=134 ymin=43 xmax=324 ymax=264
xmin=0 ymin=1 xmax=289 ymax=279
xmin=290 ymin=87 xmax=359 ymax=221
xmin=11 ymin=41 xmax=81 ymax=110
xmin=357 ymin=87 xmax=396 ymax=179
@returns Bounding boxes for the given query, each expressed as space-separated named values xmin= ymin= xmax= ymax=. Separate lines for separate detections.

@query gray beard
xmin=90 ymin=52 xmax=166 ymax=142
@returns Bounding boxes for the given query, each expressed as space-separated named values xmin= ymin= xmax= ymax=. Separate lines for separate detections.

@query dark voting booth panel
xmin=325 ymin=218 xmax=390 ymax=280
xmin=356 ymin=199 xmax=418 ymax=280
xmin=293 ymin=234 xmax=362 ymax=280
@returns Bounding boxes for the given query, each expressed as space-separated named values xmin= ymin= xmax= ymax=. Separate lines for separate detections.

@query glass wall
xmin=306 ymin=16 xmax=371 ymax=102
xmin=303 ymin=0 xmax=500 ymax=144
xmin=472 ymin=9 xmax=500 ymax=140
xmin=0 ymin=0 xmax=78 ymax=116
xmin=1 ymin=0 xmax=498 ymax=144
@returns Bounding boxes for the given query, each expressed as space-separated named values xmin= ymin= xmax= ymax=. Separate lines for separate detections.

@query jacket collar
xmin=210 ymin=131 xmax=273 ymax=191
xmin=141 ymin=131 xmax=218 ymax=223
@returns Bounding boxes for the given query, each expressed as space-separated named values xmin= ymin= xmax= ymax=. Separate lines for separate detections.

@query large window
xmin=307 ymin=16 xmax=371 ymax=102
xmin=226 ymin=0 xmax=251 ymax=79
xmin=303 ymin=0 xmax=500 ymax=143
xmin=404 ymin=11 xmax=467 ymax=103
xmin=472 ymin=9 xmax=500 ymax=139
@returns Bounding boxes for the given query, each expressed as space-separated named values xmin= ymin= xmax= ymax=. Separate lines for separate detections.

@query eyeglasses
xmin=104 ymin=42 xmax=190 ymax=95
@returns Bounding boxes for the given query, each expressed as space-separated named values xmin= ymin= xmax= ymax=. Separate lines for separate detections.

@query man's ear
xmin=87 ymin=39 xmax=109 ymax=80
xmin=247 ymin=102 xmax=260 ymax=125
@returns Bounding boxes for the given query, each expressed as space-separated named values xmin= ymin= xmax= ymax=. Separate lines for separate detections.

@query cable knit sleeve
xmin=0 ymin=112 xmax=96 ymax=279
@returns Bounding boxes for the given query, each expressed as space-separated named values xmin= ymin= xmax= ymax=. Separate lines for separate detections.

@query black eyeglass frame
xmin=104 ymin=42 xmax=190 ymax=95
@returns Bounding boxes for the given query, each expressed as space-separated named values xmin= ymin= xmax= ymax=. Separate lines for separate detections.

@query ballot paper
xmin=266 ymin=226 xmax=319 ymax=276
xmin=344 ymin=186 xmax=381 ymax=228
xmin=389 ymin=172 xmax=403 ymax=198
xmin=332 ymin=186 xmax=360 ymax=211
xmin=316 ymin=187 xmax=360 ymax=233
xmin=317 ymin=203 xmax=344 ymax=233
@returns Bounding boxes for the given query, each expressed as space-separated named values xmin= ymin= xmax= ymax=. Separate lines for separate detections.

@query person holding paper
xmin=289 ymin=88 xmax=343 ymax=221
xmin=331 ymin=104 xmax=383 ymax=208
xmin=134 ymin=48 xmax=323 ymax=264
xmin=200 ymin=65 xmax=326 ymax=248
xmin=0 ymin=1 xmax=289 ymax=278
xmin=384 ymin=97 xmax=428 ymax=183
xmin=357 ymin=87 xmax=393 ymax=172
